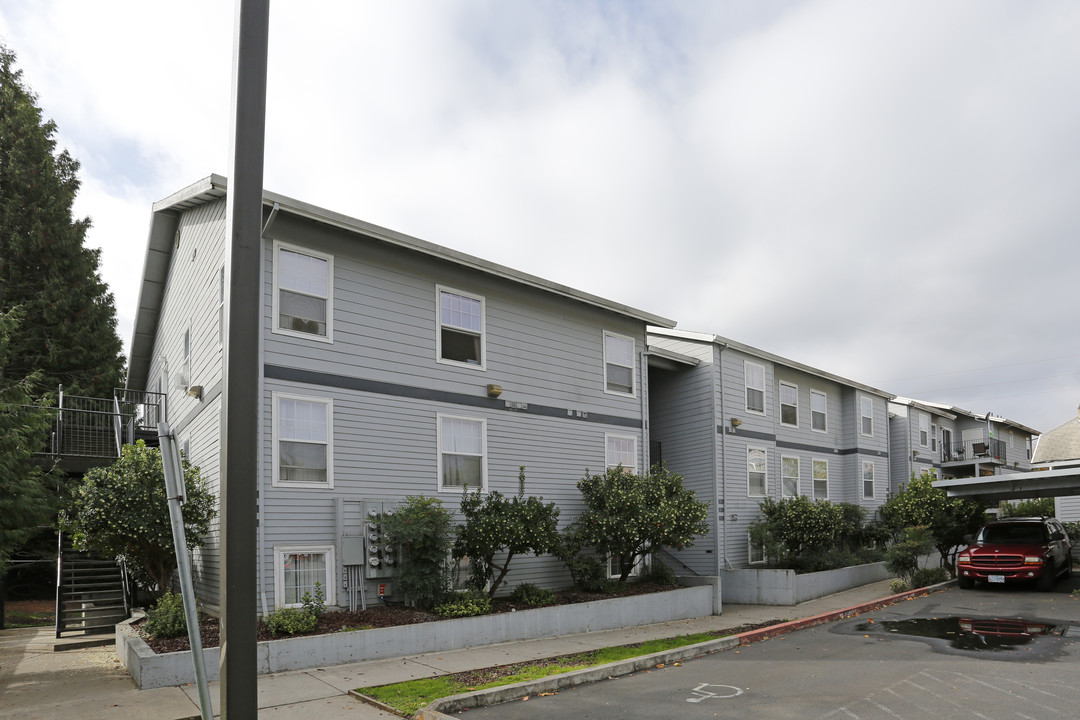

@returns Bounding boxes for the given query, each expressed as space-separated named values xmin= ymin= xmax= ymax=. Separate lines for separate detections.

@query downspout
xmin=640 ymin=349 xmax=649 ymax=471
xmin=255 ymin=204 xmax=277 ymax=617
xmin=716 ymin=342 xmax=731 ymax=571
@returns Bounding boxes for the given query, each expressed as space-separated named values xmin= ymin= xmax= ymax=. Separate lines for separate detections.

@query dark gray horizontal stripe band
xmin=718 ymin=426 xmax=889 ymax=458
xmin=265 ymin=365 xmax=643 ymax=429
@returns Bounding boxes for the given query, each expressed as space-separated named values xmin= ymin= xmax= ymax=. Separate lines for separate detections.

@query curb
xmin=401 ymin=581 xmax=955 ymax=720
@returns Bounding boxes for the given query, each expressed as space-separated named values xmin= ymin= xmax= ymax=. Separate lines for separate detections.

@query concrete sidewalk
xmin=0 ymin=579 xmax=907 ymax=719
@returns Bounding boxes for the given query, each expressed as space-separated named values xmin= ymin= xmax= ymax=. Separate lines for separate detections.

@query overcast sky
xmin=2 ymin=0 xmax=1078 ymax=435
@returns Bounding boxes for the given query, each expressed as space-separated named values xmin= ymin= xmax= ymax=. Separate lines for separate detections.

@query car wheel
xmin=958 ymin=576 xmax=975 ymax=590
xmin=1037 ymin=564 xmax=1055 ymax=592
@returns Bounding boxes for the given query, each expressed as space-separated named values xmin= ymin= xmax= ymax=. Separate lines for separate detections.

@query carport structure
xmin=935 ymin=467 xmax=1080 ymax=502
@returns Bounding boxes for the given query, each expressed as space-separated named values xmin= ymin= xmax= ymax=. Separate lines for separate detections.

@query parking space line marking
xmin=865 ymin=697 xmax=904 ymax=718
xmin=945 ymin=672 xmax=1065 ymax=716
xmin=886 ymin=686 xmax=938 ymax=716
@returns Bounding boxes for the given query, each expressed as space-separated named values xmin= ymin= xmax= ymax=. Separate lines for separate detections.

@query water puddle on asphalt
xmin=850 ymin=616 xmax=1072 ymax=655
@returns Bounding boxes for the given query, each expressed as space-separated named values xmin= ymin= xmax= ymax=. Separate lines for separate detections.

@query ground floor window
xmin=608 ymin=554 xmax=648 ymax=579
xmin=274 ymin=545 xmax=335 ymax=608
xmin=748 ymin=532 xmax=766 ymax=565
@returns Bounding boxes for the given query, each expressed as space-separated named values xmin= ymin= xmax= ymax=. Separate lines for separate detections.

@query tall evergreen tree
xmin=0 ymin=44 xmax=124 ymax=399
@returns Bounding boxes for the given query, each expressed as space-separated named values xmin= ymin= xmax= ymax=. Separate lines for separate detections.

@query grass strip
xmin=358 ymin=630 xmax=724 ymax=716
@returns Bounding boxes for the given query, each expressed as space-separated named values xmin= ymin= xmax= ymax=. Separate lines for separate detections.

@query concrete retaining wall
xmin=721 ymin=562 xmax=893 ymax=605
xmin=118 ymin=584 xmax=714 ymax=689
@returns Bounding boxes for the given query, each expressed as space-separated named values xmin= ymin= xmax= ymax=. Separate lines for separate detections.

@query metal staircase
xmin=55 ymin=533 xmax=130 ymax=637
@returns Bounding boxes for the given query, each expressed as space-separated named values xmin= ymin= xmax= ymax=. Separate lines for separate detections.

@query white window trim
xmin=437 ymin=413 xmax=488 ymax=492
xmin=273 ymin=544 xmax=336 ymax=609
xmin=744 ymin=360 xmax=766 ymax=415
xmin=860 ymin=396 xmax=873 ymax=437
xmin=919 ymin=412 xmax=930 ymax=447
xmin=272 ymin=240 xmax=334 ymax=343
xmin=272 ymin=392 xmax=334 ymax=489
xmin=779 ymin=381 xmax=799 ymax=428
xmin=436 ymin=285 xmax=487 ymax=371
xmin=862 ymin=460 xmax=875 ymax=500
xmin=781 ymin=454 xmax=799 ymax=498
xmin=747 ymin=446 xmax=768 ymax=497
xmin=607 ymin=553 xmax=649 ymax=579
xmin=602 ymin=331 xmax=637 ymax=397
xmin=217 ymin=264 xmax=225 ymax=350
xmin=605 ymin=433 xmax=639 ymax=473
xmin=812 ymin=458 xmax=829 ymax=500
xmin=748 ymin=532 xmax=766 ymax=565
xmin=810 ymin=389 xmax=828 ymax=433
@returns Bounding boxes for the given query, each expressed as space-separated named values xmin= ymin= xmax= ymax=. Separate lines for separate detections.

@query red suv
xmin=956 ymin=517 xmax=1073 ymax=591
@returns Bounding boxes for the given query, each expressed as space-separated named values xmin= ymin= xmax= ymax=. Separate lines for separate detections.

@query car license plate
xmin=988 ymin=575 xmax=1005 ymax=583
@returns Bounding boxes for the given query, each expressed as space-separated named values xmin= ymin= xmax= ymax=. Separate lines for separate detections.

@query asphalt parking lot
xmin=466 ymin=578 xmax=1080 ymax=720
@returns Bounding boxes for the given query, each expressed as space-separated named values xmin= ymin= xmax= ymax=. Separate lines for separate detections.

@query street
xmin=465 ymin=580 xmax=1080 ymax=719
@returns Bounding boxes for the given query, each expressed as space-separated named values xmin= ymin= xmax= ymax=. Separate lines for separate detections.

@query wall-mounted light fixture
xmin=486 ymin=384 xmax=503 ymax=398
xmin=187 ymin=385 xmax=203 ymax=400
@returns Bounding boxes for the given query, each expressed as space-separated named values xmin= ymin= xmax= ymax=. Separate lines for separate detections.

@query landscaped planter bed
xmin=117 ymin=584 xmax=715 ymax=689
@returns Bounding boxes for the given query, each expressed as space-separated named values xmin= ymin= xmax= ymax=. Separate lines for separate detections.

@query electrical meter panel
xmin=360 ymin=500 xmax=400 ymax=579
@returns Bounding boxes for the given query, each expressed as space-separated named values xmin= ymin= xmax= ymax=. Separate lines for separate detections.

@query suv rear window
xmin=978 ymin=524 xmax=1047 ymax=544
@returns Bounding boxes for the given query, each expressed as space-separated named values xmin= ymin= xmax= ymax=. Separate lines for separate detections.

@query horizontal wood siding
xmin=180 ymin=395 xmax=222 ymax=606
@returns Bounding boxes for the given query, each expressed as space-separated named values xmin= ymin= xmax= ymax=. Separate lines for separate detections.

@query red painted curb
xmin=735 ymin=584 xmax=949 ymax=646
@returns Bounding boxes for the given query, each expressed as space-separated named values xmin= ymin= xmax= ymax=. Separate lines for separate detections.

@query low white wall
xmin=721 ymin=562 xmax=892 ymax=606
xmin=119 ymin=585 xmax=714 ymax=689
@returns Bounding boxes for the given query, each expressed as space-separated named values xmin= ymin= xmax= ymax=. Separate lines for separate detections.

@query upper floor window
xmin=437 ymin=287 xmax=485 ymax=369
xmin=779 ymin=382 xmax=798 ymax=426
xmin=860 ymin=396 xmax=873 ymax=436
xmin=1026 ymin=437 xmax=1032 ymax=459
xmin=931 ymin=423 xmax=938 ymax=452
xmin=919 ymin=413 xmax=930 ymax=447
xmin=810 ymin=390 xmax=827 ymax=432
xmin=438 ymin=414 xmax=486 ymax=491
xmin=747 ymin=447 xmax=767 ymax=496
xmin=781 ymin=455 xmax=799 ymax=497
xmin=862 ymin=461 xmax=875 ymax=499
xmin=217 ymin=265 xmax=225 ymax=348
xmin=745 ymin=361 xmax=765 ymax=414
xmin=606 ymin=434 xmax=638 ymax=472
xmin=603 ymin=332 xmax=635 ymax=396
xmin=273 ymin=393 xmax=333 ymax=488
xmin=274 ymin=242 xmax=333 ymax=341
xmin=812 ymin=458 xmax=829 ymax=499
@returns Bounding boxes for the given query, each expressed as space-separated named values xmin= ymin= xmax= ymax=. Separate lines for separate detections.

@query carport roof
xmin=935 ymin=467 xmax=1080 ymax=502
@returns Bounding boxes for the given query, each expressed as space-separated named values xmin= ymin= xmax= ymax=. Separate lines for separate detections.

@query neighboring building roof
xmin=1031 ymin=410 xmax=1080 ymax=465
xmin=914 ymin=399 xmax=1040 ymax=437
xmin=128 ymin=175 xmax=677 ymax=390
xmin=648 ymin=327 xmax=894 ymax=399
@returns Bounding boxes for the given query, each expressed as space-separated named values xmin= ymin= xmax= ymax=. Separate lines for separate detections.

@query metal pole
xmin=159 ymin=423 xmax=213 ymax=720
xmin=221 ymin=1 xmax=268 ymax=717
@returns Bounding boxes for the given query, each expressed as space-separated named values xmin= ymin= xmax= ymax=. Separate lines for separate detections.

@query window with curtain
xmin=276 ymin=395 xmax=331 ymax=486
xmin=604 ymin=332 xmax=635 ymax=395
xmin=276 ymin=245 xmax=331 ymax=338
xmin=439 ymin=415 xmax=485 ymax=489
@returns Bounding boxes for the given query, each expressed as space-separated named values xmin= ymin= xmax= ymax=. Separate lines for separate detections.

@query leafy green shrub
xmin=454 ymin=468 xmax=561 ymax=597
xmin=382 ymin=496 xmax=454 ymax=609
xmin=264 ymin=607 xmax=318 ymax=636
xmin=563 ymin=464 xmax=709 ymax=583
xmin=999 ymin=497 xmax=1055 ymax=518
xmin=911 ymin=567 xmax=948 ymax=588
xmin=1063 ymin=521 xmax=1080 ymax=546
xmin=508 ymin=583 xmax=557 ymax=607
xmin=885 ymin=526 xmax=934 ymax=586
xmin=301 ymin=583 xmax=325 ymax=619
xmin=556 ymin=525 xmax=614 ymax=592
xmin=433 ymin=590 xmax=492 ymax=618
xmin=144 ymin=591 xmax=187 ymax=639
xmin=889 ymin=579 xmax=909 ymax=594
xmin=638 ymin=559 xmax=678 ymax=587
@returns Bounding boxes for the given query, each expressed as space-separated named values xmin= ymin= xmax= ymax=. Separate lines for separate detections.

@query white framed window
xmin=437 ymin=286 xmax=485 ymax=369
xmin=438 ymin=414 xmax=487 ymax=491
xmin=812 ymin=458 xmax=829 ymax=499
xmin=273 ymin=393 xmax=333 ymax=488
xmin=779 ymin=382 xmax=798 ymax=427
xmin=273 ymin=241 xmax=333 ymax=341
xmin=603 ymin=331 xmax=636 ymax=396
xmin=608 ymin=554 xmax=648 ymax=579
xmin=860 ymin=396 xmax=873 ymax=437
xmin=178 ymin=326 xmax=191 ymax=390
xmin=862 ymin=461 xmax=875 ymax=499
xmin=745 ymin=361 xmax=765 ymax=414
xmin=273 ymin=545 xmax=335 ymax=608
xmin=606 ymin=433 xmax=638 ymax=472
xmin=1026 ymin=437 xmax=1032 ymax=459
xmin=748 ymin=532 xmax=766 ymax=565
xmin=810 ymin=390 xmax=827 ymax=432
xmin=781 ymin=455 xmax=799 ymax=497
xmin=930 ymin=424 xmax=938 ymax=452
xmin=217 ymin=265 xmax=225 ymax=349
xmin=747 ymin=447 xmax=767 ymax=497
xmin=919 ymin=413 xmax=929 ymax=447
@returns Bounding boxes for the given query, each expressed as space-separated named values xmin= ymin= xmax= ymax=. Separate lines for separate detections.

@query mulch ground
xmin=3 ymin=599 xmax=54 ymax=627
xmin=139 ymin=583 xmax=678 ymax=654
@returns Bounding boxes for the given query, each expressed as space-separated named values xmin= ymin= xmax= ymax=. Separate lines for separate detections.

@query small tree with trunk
xmin=453 ymin=467 xmax=560 ymax=597
xmin=62 ymin=441 xmax=215 ymax=596
xmin=566 ymin=464 xmax=710 ymax=583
